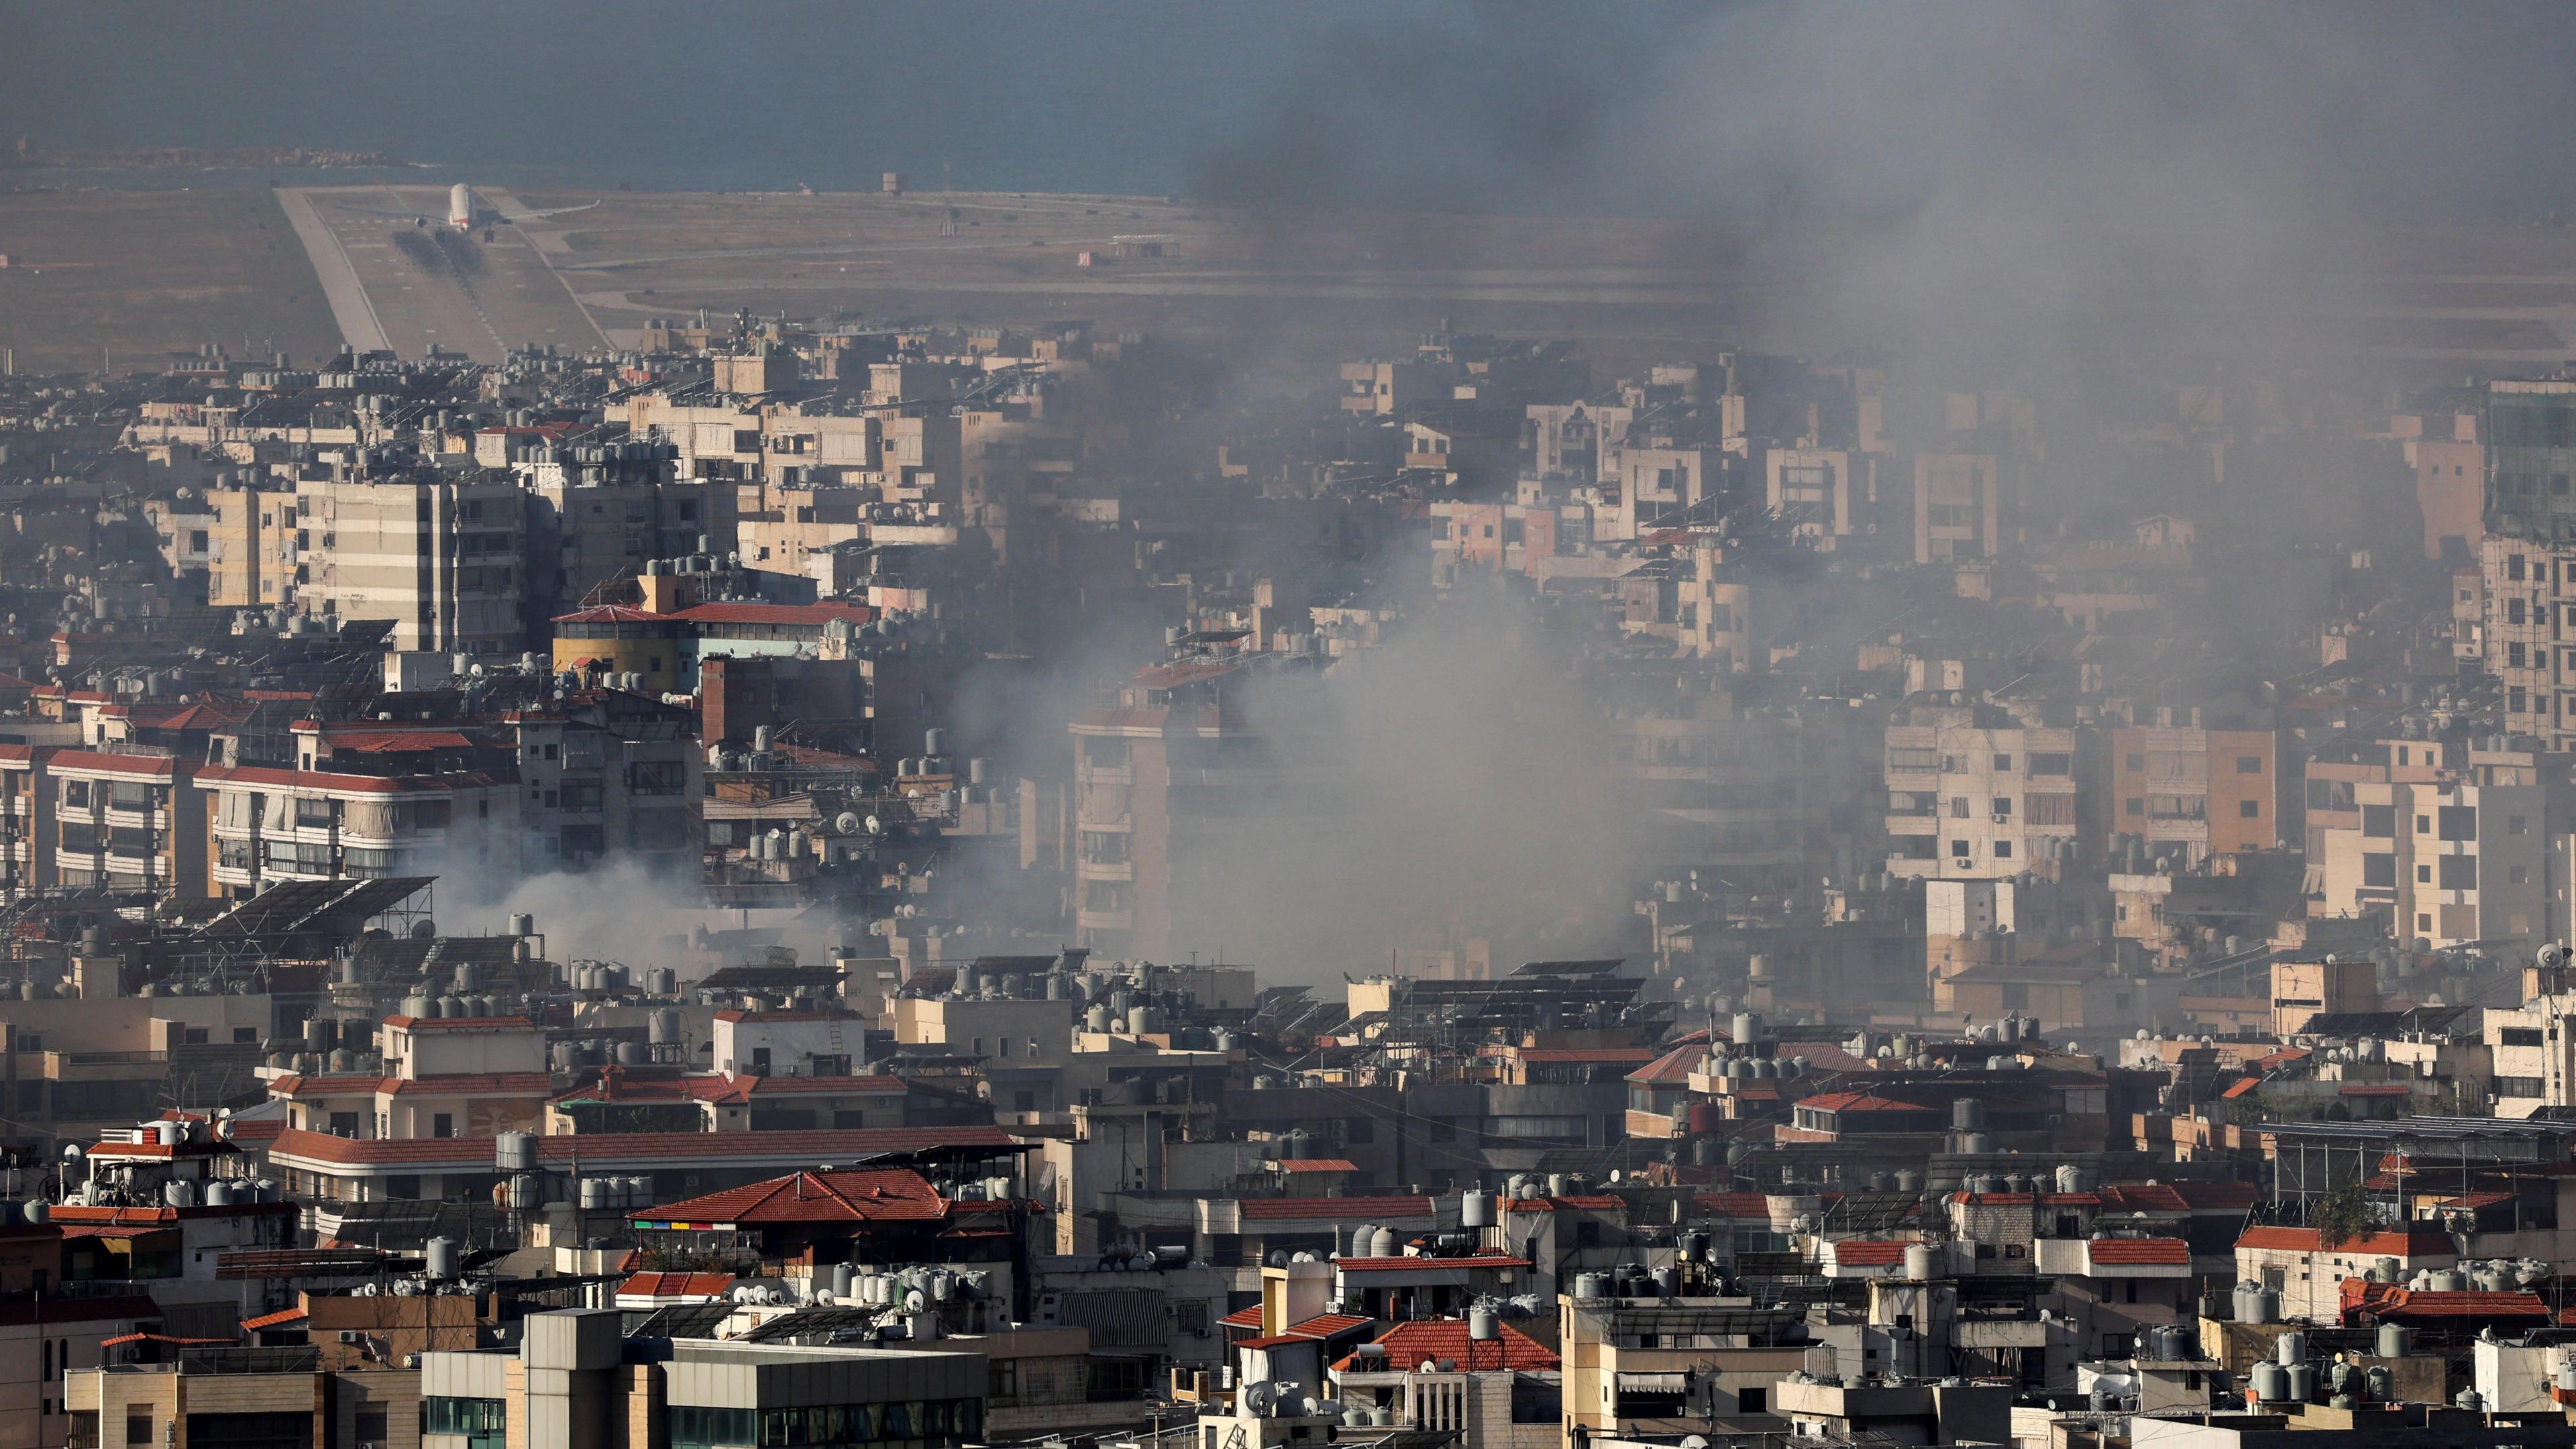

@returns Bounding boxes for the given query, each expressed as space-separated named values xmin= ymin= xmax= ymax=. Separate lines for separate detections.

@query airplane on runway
xmin=326 ymin=184 xmax=597 ymax=231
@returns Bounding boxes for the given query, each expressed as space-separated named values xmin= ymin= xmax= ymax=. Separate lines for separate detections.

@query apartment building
xmin=1683 ymin=541 xmax=1754 ymax=670
xmin=1765 ymin=446 xmax=1858 ymax=547
xmin=421 ymin=1311 xmax=985 ymax=1449
xmin=0 ymin=745 xmax=54 ymax=901
xmin=1912 ymin=451 xmax=2003 ymax=564
xmin=199 ymin=761 xmax=520 ymax=899
xmin=1885 ymin=716 xmax=2088 ymax=879
xmin=2485 ymin=378 xmax=2576 ymax=542
xmin=1068 ymin=645 xmax=1281 ymax=960
xmin=2300 ymin=735 xmax=2454 ymax=860
xmin=504 ymin=695 xmax=700 ymax=874
xmin=2102 ymin=724 xmax=2298 ymax=863
xmin=523 ymin=460 xmax=735 ymax=619
xmin=1598 ymin=443 xmax=1723 ymax=539
xmin=145 ymin=482 xmax=299 ymax=608
xmin=44 ymin=750 xmax=203 ymax=898
xmin=292 ymin=472 xmax=529 ymax=656
xmin=2480 ymin=535 xmax=2576 ymax=748
xmin=1525 ymin=400 xmax=1634 ymax=481
xmin=2314 ymin=771 xmax=2549 ymax=949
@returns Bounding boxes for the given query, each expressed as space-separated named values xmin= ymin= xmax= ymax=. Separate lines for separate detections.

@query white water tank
xmin=1904 ymin=1244 xmax=1939 ymax=1279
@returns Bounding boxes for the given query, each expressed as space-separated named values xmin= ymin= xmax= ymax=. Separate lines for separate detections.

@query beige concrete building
xmin=1884 ymin=718 xmax=2086 ymax=879
xmin=292 ymin=473 xmax=527 ymax=655
xmin=1765 ymin=446 xmax=1857 ymax=547
xmin=1912 ymin=451 xmax=2003 ymax=564
xmin=2314 ymin=769 xmax=2548 ymax=949
xmin=69 ymin=1351 xmax=415 ymax=1449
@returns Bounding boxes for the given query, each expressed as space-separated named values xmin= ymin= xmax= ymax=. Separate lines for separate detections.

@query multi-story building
xmin=504 ymin=694 xmax=700 ymax=874
xmin=1884 ymin=713 xmax=2088 ymax=879
xmin=2102 ymin=724 xmax=2298 ymax=863
xmin=1911 ymin=451 xmax=2002 ymax=564
xmin=162 ymin=481 xmax=299 ymax=609
xmin=0 ymin=745 xmax=56 ymax=901
xmin=2479 ymin=535 xmax=2576 ymax=747
xmin=44 ymin=750 xmax=203 ymax=898
xmin=199 ymin=759 xmax=520 ymax=899
xmin=293 ymin=470 xmax=529 ymax=656
xmin=1067 ymin=642 xmax=1283 ymax=960
xmin=2314 ymin=765 xmax=2551 ymax=949
xmin=521 ymin=447 xmax=734 ymax=619
xmin=422 ymin=1311 xmax=987 ymax=1449
xmin=2485 ymin=378 xmax=2576 ymax=542
xmin=1764 ymin=446 xmax=1858 ymax=547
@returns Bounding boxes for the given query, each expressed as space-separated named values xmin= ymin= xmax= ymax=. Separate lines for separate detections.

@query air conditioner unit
xmin=339 ymin=1330 xmax=362 ymax=1344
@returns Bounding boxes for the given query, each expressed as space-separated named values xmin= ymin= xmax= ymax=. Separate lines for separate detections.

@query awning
xmin=1615 ymin=1373 xmax=1690 ymax=1391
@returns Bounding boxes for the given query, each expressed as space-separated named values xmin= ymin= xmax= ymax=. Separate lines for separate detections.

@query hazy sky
xmin=10 ymin=2 xmax=2570 ymax=218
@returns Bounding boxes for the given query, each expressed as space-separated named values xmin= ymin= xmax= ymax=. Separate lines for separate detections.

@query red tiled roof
xmin=2218 ymin=1078 xmax=2263 ymax=1099
xmin=240 ymin=1306 xmax=309 ymax=1331
xmin=44 ymin=751 xmax=178 ymax=778
xmin=1799 ymin=1091 xmax=1935 ymax=1114
xmin=2236 ymin=1225 xmax=2450 ymax=1256
xmin=1693 ymin=1192 xmax=1771 ymax=1217
xmin=1239 ymin=1195 xmax=1433 ymax=1221
xmin=1336 ymin=1255 xmax=1529 ymax=1272
xmin=101 ymin=1333 xmax=231 ymax=1347
xmin=553 ymin=604 xmax=674 ymax=625
xmin=617 ymin=1271 xmax=737 ymax=1299
xmin=1218 ymin=1305 xmax=1266 ymax=1330
xmin=2341 ymin=1276 xmax=2548 ymax=1321
xmin=1627 ymin=1042 xmax=1706 ymax=1085
xmin=2089 ymin=1237 xmax=2190 ymax=1265
xmin=1334 ymin=1319 xmax=1560 ymax=1373
xmin=197 ymin=763 xmax=490 ymax=796
xmin=638 ymin=1168 xmax=948 ymax=1224
xmin=1278 ymin=1159 xmax=1360 ymax=1174
xmin=1236 ymin=1333 xmax=1316 ymax=1350
xmin=382 ymin=1016 xmax=537 ymax=1031
xmin=320 ymin=729 xmax=479 ymax=754
xmin=2432 ymin=1191 xmax=2514 ymax=1209
xmin=1285 ymin=1313 xmax=1375 ymax=1338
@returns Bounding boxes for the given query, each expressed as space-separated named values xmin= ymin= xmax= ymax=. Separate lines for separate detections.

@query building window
xmin=425 ymin=1397 xmax=507 ymax=1449
xmin=2240 ymin=800 xmax=2260 ymax=818
xmin=2236 ymin=755 xmax=2262 ymax=773
xmin=127 ymin=1415 xmax=154 ymax=1446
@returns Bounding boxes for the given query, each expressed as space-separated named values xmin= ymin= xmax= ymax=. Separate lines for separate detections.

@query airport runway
xmin=274 ymin=188 xmax=391 ymax=354
xmin=279 ymin=187 xmax=608 ymax=362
